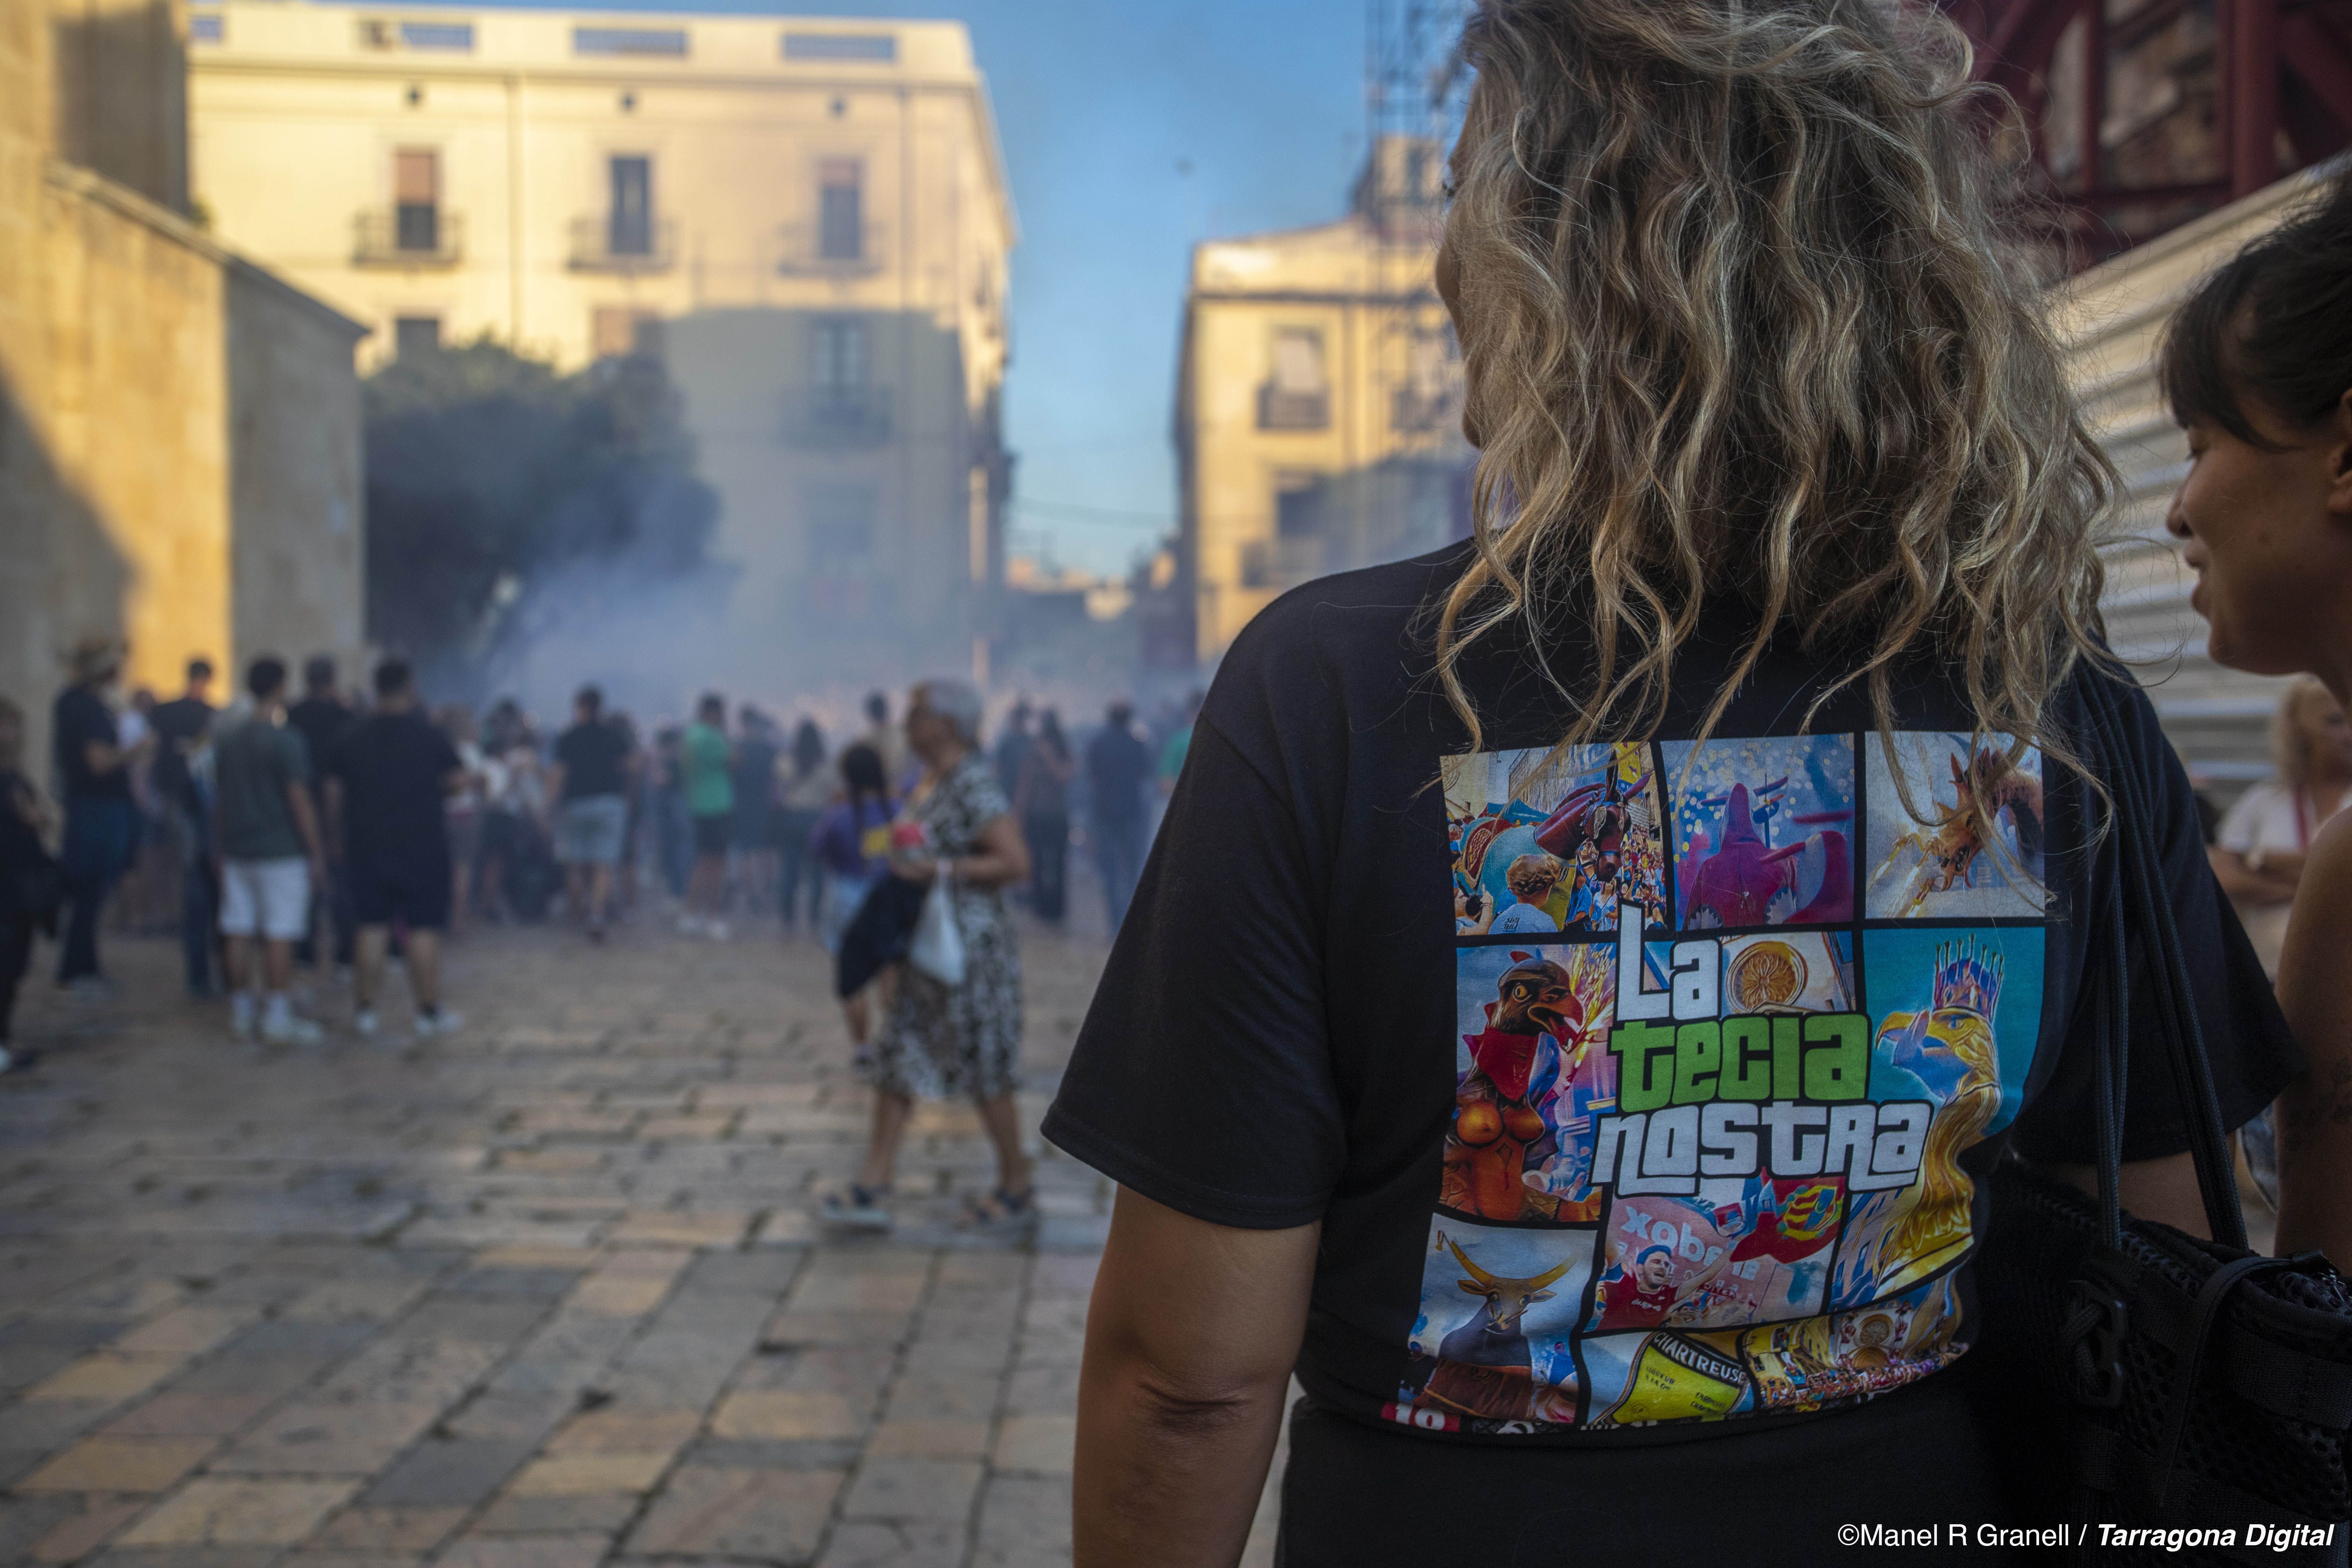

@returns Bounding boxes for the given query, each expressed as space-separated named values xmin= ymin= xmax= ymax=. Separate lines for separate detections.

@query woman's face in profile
xmin=2166 ymin=388 xmax=2352 ymax=677
xmin=2299 ymin=688 xmax=2352 ymax=769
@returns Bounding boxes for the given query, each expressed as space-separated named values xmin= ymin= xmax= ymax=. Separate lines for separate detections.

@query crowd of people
xmin=0 ymin=644 xmax=1201 ymax=1097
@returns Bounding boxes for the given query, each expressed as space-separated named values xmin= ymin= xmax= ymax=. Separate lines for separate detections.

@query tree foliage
xmin=363 ymin=337 xmax=721 ymax=696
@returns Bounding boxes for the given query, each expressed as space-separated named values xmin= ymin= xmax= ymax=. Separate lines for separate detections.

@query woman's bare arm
xmin=2274 ymin=812 xmax=2352 ymax=1265
xmin=1074 ymin=1189 xmax=1318 ymax=1568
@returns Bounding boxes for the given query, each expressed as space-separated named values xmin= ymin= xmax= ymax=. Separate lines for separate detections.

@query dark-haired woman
xmin=1016 ymin=709 xmax=1074 ymax=923
xmin=810 ymin=742 xmax=895 ymax=1040
xmin=2160 ymin=168 xmax=2352 ymax=1270
xmin=1047 ymin=4 xmax=2301 ymax=1563
xmin=777 ymin=719 xmax=831 ymax=933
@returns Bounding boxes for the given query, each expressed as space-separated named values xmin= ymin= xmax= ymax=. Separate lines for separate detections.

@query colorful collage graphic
xmin=1404 ymin=733 xmax=2050 ymax=1435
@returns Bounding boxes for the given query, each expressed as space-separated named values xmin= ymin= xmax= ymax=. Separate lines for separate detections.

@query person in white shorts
xmin=212 ymin=657 xmax=328 ymax=1044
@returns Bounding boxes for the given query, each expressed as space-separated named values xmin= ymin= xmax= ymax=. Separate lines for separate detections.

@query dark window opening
xmin=393 ymin=315 xmax=441 ymax=357
xmin=608 ymin=155 xmax=652 ymax=257
xmin=819 ymin=159 xmax=863 ymax=262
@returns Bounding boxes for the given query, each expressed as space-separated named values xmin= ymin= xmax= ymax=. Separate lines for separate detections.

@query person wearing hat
xmin=52 ymin=634 xmax=146 ymax=994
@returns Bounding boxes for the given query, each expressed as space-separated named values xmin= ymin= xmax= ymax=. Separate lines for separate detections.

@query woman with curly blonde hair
xmin=1046 ymin=4 xmax=2301 ymax=1562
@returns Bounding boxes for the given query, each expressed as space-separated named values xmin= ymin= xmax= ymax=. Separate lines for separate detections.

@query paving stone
xmin=18 ymin=1435 xmax=217 ymax=1491
xmin=680 ymin=1437 xmax=862 ymax=1471
xmin=436 ymin=1392 xmax=573 ymax=1444
xmin=710 ymin=1391 xmax=861 ymax=1441
xmin=84 ymin=1548 xmax=282 ymax=1568
xmin=973 ymin=1474 xmax=1073 ymax=1567
xmin=101 ymin=1391 xmax=279 ymax=1439
xmin=308 ymin=1507 xmax=467 ymax=1551
xmin=214 ymin=1321 xmax=378 ymax=1361
xmin=625 ymin=1466 xmax=842 ymax=1560
xmin=839 ymin=1459 xmax=984 ymax=1524
xmin=542 ymin=1408 xmax=700 ymax=1455
xmin=213 ymin=1401 xmax=441 ymax=1476
xmin=468 ymin=1493 xmax=640 ymax=1535
xmin=360 ymin=1436 xmax=538 ymax=1507
xmin=990 ymin=1414 xmax=1077 ymax=1475
xmin=22 ymin=1355 xmax=182 ymax=1405
xmin=0 ymin=1495 xmax=88 ymax=1560
xmin=813 ymin=1519 xmax=967 ymax=1568
xmin=111 ymin=1308 xmax=256 ymax=1358
xmin=30 ymin=1497 xmax=145 ymax=1561
xmin=503 ymin=1451 xmax=672 ymax=1496
xmin=278 ymin=1554 xmax=423 ymax=1568
xmin=868 ymin=1419 xmax=989 ymax=1459
xmin=117 ymin=1479 xmax=359 ymax=1547
xmin=0 ymin=1396 xmax=115 ymax=1449
xmin=433 ymin=1539 xmax=608 ymax=1568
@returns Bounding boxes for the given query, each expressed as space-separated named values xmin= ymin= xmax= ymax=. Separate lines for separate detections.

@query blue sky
xmin=399 ymin=0 xmax=1377 ymax=576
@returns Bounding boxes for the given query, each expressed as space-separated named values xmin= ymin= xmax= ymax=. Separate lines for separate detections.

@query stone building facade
xmin=0 ymin=0 xmax=365 ymax=779
xmin=1172 ymin=136 xmax=1470 ymax=665
xmin=187 ymin=3 xmax=1015 ymax=690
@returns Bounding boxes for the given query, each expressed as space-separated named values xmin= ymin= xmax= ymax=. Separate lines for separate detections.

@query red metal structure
xmin=1937 ymin=0 xmax=2352 ymax=258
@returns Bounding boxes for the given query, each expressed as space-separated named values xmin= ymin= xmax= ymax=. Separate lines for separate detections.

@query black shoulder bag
xmin=1972 ymin=679 xmax=2352 ymax=1563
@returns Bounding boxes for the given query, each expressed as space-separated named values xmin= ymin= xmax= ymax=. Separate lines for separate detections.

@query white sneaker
xmin=353 ymin=1009 xmax=380 ymax=1041
xmin=707 ymin=919 xmax=730 ymax=943
xmin=413 ymin=1008 xmax=463 ymax=1039
xmin=230 ymin=998 xmax=258 ymax=1041
xmin=260 ymin=1014 xmax=324 ymax=1046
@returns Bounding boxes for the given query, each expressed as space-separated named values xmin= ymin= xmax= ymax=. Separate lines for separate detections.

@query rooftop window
xmin=189 ymin=10 xmax=223 ymax=42
xmin=783 ymin=32 xmax=895 ymax=62
xmin=574 ymin=26 xmax=687 ymax=58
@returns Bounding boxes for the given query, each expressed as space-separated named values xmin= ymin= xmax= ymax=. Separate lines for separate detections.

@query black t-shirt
xmin=555 ymin=721 xmax=631 ymax=801
xmin=1044 ymin=543 xmax=2297 ymax=1447
xmin=51 ymin=686 xmax=128 ymax=804
xmin=328 ymin=710 xmax=460 ymax=868
xmin=148 ymin=696 xmax=215 ymax=811
xmin=288 ymin=697 xmax=355 ymax=802
xmin=1086 ymin=726 xmax=1151 ymax=826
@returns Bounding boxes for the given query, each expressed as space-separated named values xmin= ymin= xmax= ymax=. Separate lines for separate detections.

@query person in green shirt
xmin=680 ymin=693 xmax=735 ymax=939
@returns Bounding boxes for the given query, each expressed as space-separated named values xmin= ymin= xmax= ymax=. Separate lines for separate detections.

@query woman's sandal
xmin=819 ymin=1182 xmax=894 ymax=1233
xmin=959 ymin=1185 xmax=1038 ymax=1228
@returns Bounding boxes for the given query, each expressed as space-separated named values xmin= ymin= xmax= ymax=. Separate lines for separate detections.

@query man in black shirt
xmin=546 ymin=686 xmax=634 ymax=943
xmin=149 ymin=658 xmax=219 ymax=995
xmin=288 ymin=656 xmax=356 ymax=969
xmin=326 ymin=660 xmax=464 ymax=1041
xmin=1084 ymin=701 xmax=1151 ymax=935
xmin=50 ymin=635 xmax=145 ymax=993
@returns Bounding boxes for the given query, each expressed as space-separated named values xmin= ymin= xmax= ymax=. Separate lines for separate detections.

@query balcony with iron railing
xmin=569 ymin=215 xmax=678 ymax=274
xmin=775 ymin=219 xmax=890 ymax=277
xmin=782 ymin=384 xmax=894 ymax=448
xmin=352 ymin=206 xmax=463 ymax=267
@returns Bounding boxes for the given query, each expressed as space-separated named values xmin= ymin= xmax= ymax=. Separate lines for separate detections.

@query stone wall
xmin=227 ymin=261 xmax=365 ymax=673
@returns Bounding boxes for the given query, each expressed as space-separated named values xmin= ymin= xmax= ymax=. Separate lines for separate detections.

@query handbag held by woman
xmin=1974 ymin=680 xmax=2352 ymax=1562
xmin=908 ymin=864 xmax=965 ymax=986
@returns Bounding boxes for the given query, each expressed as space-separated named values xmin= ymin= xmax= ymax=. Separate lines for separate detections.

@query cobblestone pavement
xmin=0 ymin=916 xmax=1284 ymax=1567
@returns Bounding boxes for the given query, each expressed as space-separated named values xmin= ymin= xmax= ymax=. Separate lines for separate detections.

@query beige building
xmin=1173 ymin=136 xmax=1470 ymax=664
xmin=187 ymin=2 xmax=1015 ymax=688
xmin=1 ymin=0 xmax=365 ymax=777
xmin=2062 ymin=168 xmax=2339 ymax=792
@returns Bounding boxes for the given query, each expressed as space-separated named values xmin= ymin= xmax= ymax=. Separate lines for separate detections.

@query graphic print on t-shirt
xmin=1442 ymin=745 xmax=1670 ymax=937
xmin=1399 ymin=732 xmax=2049 ymax=1436
xmin=1864 ymin=733 xmax=2046 ymax=919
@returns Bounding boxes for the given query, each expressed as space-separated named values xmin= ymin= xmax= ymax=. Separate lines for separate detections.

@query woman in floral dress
xmin=823 ymin=678 xmax=1034 ymax=1233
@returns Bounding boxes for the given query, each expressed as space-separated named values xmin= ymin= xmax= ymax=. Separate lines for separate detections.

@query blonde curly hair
xmin=1434 ymin=0 xmax=2115 ymax=790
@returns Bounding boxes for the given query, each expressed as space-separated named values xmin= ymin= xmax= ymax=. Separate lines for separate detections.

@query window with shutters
xmin=393 ymin=148 xmax=440 ymax=252
xmin=818 ymin=159 xmax=864 ymax=262
xmin=608 ymin=156 xmax=652 ymax=257
xmin=1258 ymin=327 xmax=1331 ymax=430
xmin=811 ymin=318 xmax=868 ymax=407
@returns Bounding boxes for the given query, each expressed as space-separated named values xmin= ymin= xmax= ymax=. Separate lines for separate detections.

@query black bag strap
xmin=2083 ymin=677 xmax=2248 ymax=1248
